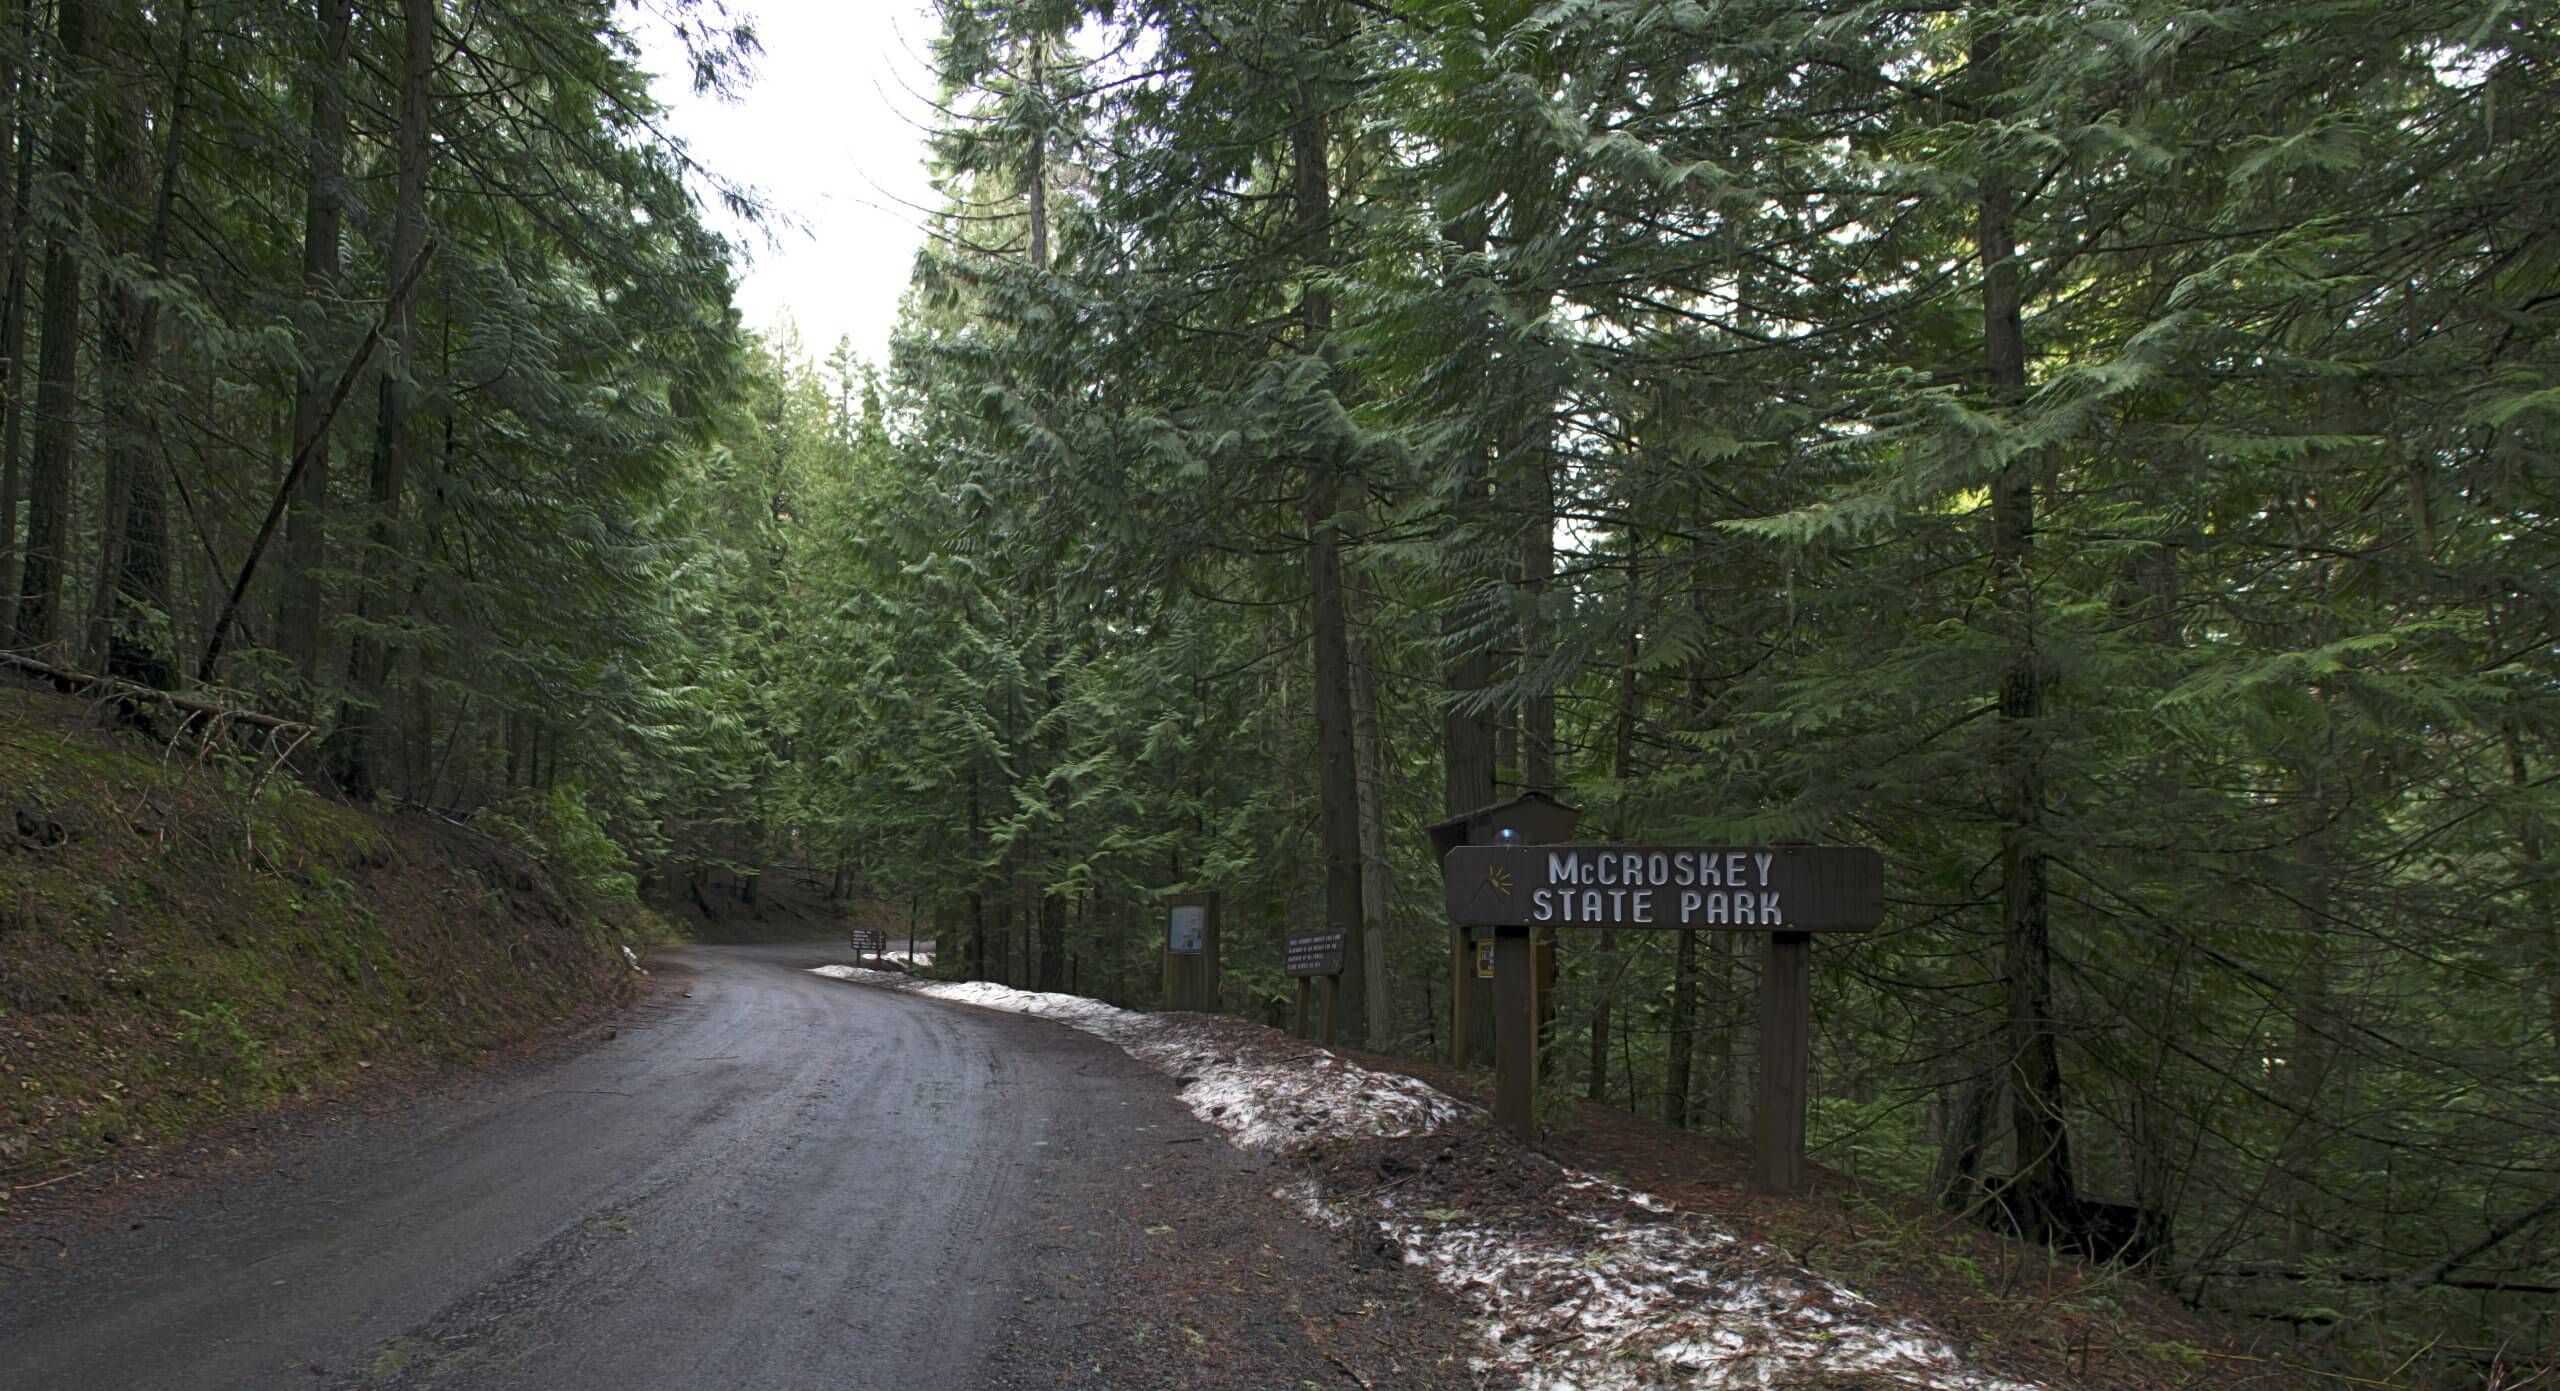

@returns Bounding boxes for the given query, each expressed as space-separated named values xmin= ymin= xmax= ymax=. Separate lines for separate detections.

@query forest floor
xmin=819 ymin=965 xmax=2332 ymax=1391
xmin=0 ymin=680 xmax=656 ymax=1209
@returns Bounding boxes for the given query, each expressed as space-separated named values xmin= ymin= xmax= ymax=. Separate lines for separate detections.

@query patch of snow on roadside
xmin=810 ymin=964 xmax=1452 ymax=1153
xmin=1361 ymin=1186 xmax=2039 ymax=1391
xmin=808 ymin=963 xmax=2037 ymax=1391
xmin=1139 ymin=1036 xmax=1465 ymax=1153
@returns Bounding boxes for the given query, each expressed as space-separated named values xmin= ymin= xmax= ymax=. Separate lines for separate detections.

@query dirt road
xmin=0 ymin=944 xmax=1484 ymax=1390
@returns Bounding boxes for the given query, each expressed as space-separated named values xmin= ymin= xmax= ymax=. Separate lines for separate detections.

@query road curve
xmin=0 ymin=944 xmax=1208 ymax=1390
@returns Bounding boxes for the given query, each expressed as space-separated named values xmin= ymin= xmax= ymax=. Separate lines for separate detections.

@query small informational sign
xmin=1475 ymin=940 xmax=1496 ymax=978
xmin=1444 ymin=844 xmax=1884 ymax=932
xmin=850 ymin=928 xmax=887 ymax=955
xmin=1166 ymin=903 xmax=1207 ymax=955
xmin=1284 ymin=930 xmax=1345 ymax=978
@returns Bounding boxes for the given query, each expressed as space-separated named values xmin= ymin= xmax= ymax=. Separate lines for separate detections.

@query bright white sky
xmin=633 ymin=1 xmax=945 ymax=367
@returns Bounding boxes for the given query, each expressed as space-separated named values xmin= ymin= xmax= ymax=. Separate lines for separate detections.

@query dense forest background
xmin=0 ymin=0 xmax=2552 ymax=1370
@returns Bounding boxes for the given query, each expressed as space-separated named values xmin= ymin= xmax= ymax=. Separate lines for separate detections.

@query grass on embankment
xmin=0 ymin=685 xmax=663 ymax=1188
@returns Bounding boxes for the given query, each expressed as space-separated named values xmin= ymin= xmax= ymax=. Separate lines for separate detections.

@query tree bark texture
xmin=1350 ymin=623 xmax=1393 ymax=1040
xmin=337 ymin=0 xmax=432 ymax=796
xmin=13 ymin=0 xmax=92 ymax=652
xmin=281 ymin=0 xmax=351 ymax=682
xmin=1979 ymin=23 xmax=2074 ymax=1242
xmin=1294 ymin=8 xmax=1366 ymax=1046
xmin=89 ymin=0 xmax=189 ymax=687
xmin=0 ymin=0 xmax=33 ymax=642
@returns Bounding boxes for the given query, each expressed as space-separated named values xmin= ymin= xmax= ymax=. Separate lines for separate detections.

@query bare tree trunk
xmin=1710 ymin=922 xmax=1751 ymax=1137
xmin=1979 ymin=23 xmax=2073 ymax=1242
xmin=1516 ymin=444 xmax=1554 ymax=794
xmin=281 ymin=0 xmax=350 ymax=683
xmin=1438 ymin=206 xmax=1499 ymax=1066
xmin=1603 ymin=590 xmax=1640 ymax=1108
xmin=989 ymin=895 xmax=1012 ymax=987
xmin=968 ymin=762 xmax=987 ymax=981
xmin=2280 ymin=873 xmax=2333 ymax=1262
xmin=1930 ymin=1072 xmax=1999 ymax=1209
xmin=1445 ymin=567 xmax=1499 ymax=1067
xmin=1657 ymin=931 xmax=1692 ymax=1122
xmin=1037 ymin=875 xmax=1066 ymax=993
xmin=88 ymin=0 xmax=189 ymax=687
xmin=0 ymin=0 xmax=34 ymax=642
xmin=1294 ymin=8 xmax=1366 ymax=1046
xmin=336 ymin=0 xmax=432 ymax=796
xmin=1350 ymin=622 xmax=1392 ymax=1040
xmin=2507 ymin=718 xmax=2560 ymax=1056
xmin=13 ymin=0 xmax=91 ymax=653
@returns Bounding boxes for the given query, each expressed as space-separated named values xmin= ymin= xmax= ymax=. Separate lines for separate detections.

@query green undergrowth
xmin=0 ymin=686 xmax=661 ymax=1188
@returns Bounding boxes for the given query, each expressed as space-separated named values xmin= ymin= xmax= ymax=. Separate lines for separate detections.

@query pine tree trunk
xmin=1037 ymin=873 xmax=1065 ymax=993
xmin=1705 ymin=927 xmax=1744 ymax=1132
xmin=89 ymin=0 xmax=188 ymax=687
xmin=1601 ymin=595 xmax=1639 ymax=1108
xmin=1664 ymin=930 xmax=1695 ymax=1123
xmin=337 ymin=0 xmax=432 ymax=796
xmin=1022 ymin=81 xmax=1072 ymax=996
xmin=968 ymin=762 xmax=987 ymax=981
xmin=281 ymin=0 xmax=350 ymax=684
xmin=2503 ymin=719 xmax=2560 ymax=1056
xmin=1294 ymin=14 xmax=1366 ymax=1046
xmin=12 ymin=0 xmax=91 ymax=653
xmin=1930 ymin=1072 xmax=1999 ymax=1209
xmin=989 ymin=895 xmax=1011 ymax=987
xmin=1979 ymin=24 xmax=2073 ymax=1242
xmin=0 ymin=0 xmax=32 ymax=643
xmin=1440 ymin=214 xmax=1499 ymax=1066
xmin=2280 ymin=857 xmax=2333 ymax=1261
xmin=1516 ymin=439 xmax=1555 ymax=794
xmin=1350 ymin=622 xmax=1392 ymax=1040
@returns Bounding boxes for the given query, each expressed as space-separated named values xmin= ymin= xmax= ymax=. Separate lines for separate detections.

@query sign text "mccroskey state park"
xmin=1442 ymin=845 xmax=1885 ymax=932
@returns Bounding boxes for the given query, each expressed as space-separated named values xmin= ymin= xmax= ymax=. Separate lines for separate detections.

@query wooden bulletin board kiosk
xmin=1161 ymin=891 xmax=1219 ymax=1012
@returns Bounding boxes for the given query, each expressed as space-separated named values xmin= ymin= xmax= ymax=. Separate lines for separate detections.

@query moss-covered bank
xmin=0 ymin=686 xmax=657 ymax=1185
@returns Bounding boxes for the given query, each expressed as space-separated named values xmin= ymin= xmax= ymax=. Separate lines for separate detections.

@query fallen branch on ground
xmin=0 ymin=650 xmax=314 ymax=734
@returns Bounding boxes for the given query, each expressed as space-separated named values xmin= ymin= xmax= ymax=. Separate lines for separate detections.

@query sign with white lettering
xmin=1443 ymin=845 xmax=1883 ymax=932
xmin=1475 ymin=940 xmax=1495 ymax=978
xmin=1167 ymin=904 xmax=1207 ymax=954
xmin=1285 ymin=930 xmax=1345 ymax=978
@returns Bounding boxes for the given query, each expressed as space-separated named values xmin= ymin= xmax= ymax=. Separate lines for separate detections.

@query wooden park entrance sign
xmin=1430 ymin=796 xmax=1884 ymax=1194
xmin=1442 ymin=844 xmax=1883 ymax=933
xmin=1285 ymin=929 xmax=1345 ymax=1042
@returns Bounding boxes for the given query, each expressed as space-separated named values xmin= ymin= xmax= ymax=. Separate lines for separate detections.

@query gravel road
xmin=0 ymin=944 xmax=1488 ymax=1390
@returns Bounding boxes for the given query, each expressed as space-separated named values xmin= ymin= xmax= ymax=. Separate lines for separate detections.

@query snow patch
xmin=809 ymin=964 xmax=1453 ymax=1152
xmin=809 ymin=963 xmax=2038 ymax=1391
xmin=1339 ymin=1184 xmax=2039 ymax=1391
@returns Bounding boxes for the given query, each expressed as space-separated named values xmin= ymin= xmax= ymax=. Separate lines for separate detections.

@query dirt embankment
xmin=649 ymin=859 xmax=909 ymax=945
xmin=0 ymin=685 xmax=650 ymax=1192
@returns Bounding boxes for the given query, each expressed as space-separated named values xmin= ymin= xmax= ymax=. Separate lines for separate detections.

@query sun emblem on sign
xmin=1486 ymin=863 xmax=1513 ymax=896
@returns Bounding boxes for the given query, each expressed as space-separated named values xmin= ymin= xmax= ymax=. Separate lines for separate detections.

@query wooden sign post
xmin=1161 ymin=892 xmax=1220 ymax=1012
xmin=1757 ymin=929 xmax=1814 ymax=1195
xmin=1426 ymin=794 xmax=1584 ymax=1136
xmin=1428 ymin=795 xmax=1582 ymax=1071
xmin=1285 ymin=929 xmax=1345 ymax=1043
xmin=1437 ymin=840 xmax=1884 ymax=1192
